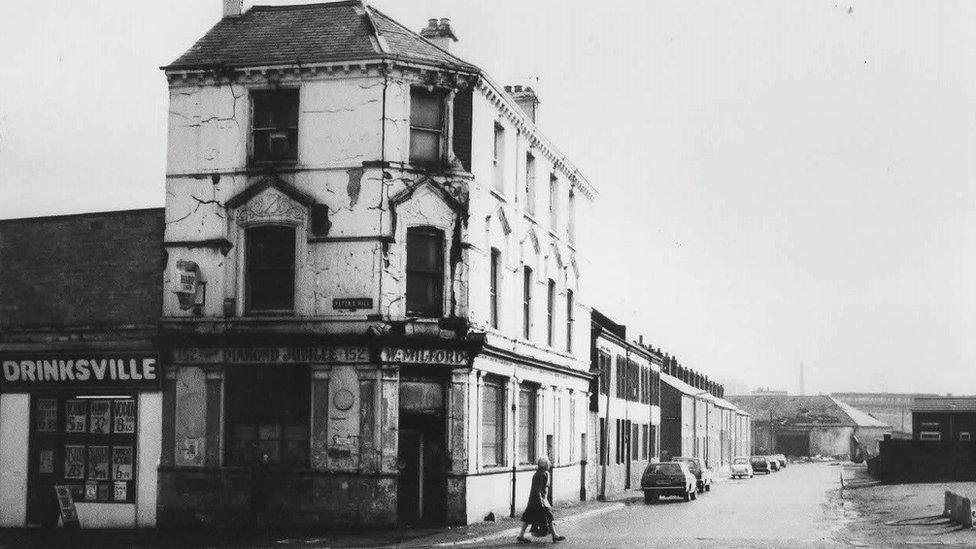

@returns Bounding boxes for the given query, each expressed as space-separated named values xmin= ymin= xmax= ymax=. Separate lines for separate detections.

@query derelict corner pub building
xmin=0 ymin=346 xmax=163 ymax=529
xmin=157 ymin=330 xmax=484 ymax=528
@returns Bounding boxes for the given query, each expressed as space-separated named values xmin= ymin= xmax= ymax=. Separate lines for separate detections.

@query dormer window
xmin=251 ymin=89 xmax=299 ymax=163
xmin=410 ymin=88 xmax=445 ymax=163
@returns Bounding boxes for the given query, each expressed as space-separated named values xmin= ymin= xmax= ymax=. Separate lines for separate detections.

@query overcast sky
xmin=1 ymin=1 xmax=974 ymax=395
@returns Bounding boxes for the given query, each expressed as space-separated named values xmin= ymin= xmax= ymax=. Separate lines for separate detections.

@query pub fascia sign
xmin=173 ymin=346 xmax=469 ymax=367
xmin=1 ymin=354 xmax=160 ymax=391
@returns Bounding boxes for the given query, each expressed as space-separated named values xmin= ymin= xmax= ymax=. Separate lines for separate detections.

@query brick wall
xmin=0 ymin=208 xmax=165 ymax=328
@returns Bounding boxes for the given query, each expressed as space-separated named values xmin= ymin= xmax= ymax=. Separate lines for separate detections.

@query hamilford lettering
xmin=2 ymin=357 xmax=158 ymax=385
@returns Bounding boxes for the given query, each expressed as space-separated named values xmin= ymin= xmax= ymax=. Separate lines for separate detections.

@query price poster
xmin=89 ymin=400 xmax=111 ymax=434
xmin=63 ymin=445 xmax=85 ymax=479
xmin=85 ymin=481 xmax=98 ymax=501
xmin=87 ymin=446 xmax=109 ymax=480
xmin=113 ymin=400 xmax=136 ymax=433
xmin=39 ymin=449 xmax=54 ymax=474
xmin=113 ymin=481 xmax=128 ymax=501
xmin=112 ymin=446 xmax=134 ymax=481
xmin=36 ymin=398 xmax=58 ymax=432
xmin=65 ymin=400 xmax=87 ymax=433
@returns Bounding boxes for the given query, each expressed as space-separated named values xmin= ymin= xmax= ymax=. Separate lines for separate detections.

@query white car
xmin=731 ymin=456 xmax=754 ymax=479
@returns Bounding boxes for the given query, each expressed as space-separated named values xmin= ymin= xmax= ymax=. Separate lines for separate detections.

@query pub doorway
xmin=397 ymin=372 xmax=447 ymax=526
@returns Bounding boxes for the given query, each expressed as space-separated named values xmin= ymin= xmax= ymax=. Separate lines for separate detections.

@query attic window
xmin=410 ymin=88 xmax=445 ymax=163
xmin=251 ymin=89 xmax=299 ymax=163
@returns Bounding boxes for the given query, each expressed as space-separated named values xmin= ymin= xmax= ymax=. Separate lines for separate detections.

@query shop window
xmin=406 ymin=227 xmax=445 ymax=318
xmin=522 ymin=266 xmax=532 ymax=340
xmin=245 ymin=225 xmax=296 ymax=315
xmin=919 ymin=431 xmax=941 ymax=441
xmin=225 ymin=365 xmax=310 ymax=466
xmin=410 ymin=88 xmax=445 ymax=163
xmin=518 ymin=383 xmax=537 ymax=464
xmin=481 ymin=376 xmax=506 ymax=467
xmin=31 ymin=395 xmax=137 ymax=504
xmin=490 ymin=248 xmax=501 ymax=329
xmin=251 ymin=89 xmax=299 ymax=163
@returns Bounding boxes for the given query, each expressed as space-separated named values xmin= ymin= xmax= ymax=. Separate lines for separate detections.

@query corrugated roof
xmin=165 ymin=1 xmax=477 ymax=73
xmin=829 ymin=397 xmax=890 ymax=428
xmin=728 ymin=395 xmax=856 ymax=427
xmin=912 ymin=397 xmax=976 ymax=412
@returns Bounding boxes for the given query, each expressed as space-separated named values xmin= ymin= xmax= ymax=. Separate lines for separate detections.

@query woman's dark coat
xmin=520 ymin=468 xmax=554 ymax=525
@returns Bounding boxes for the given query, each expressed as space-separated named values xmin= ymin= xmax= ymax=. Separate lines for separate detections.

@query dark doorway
xmin=776 ymin=433 xmax=810 ymax=457
xmin=624 ymin=420 xmax=632 ymax=489
xmin=398 ymin=372 xmax=446 ymax=526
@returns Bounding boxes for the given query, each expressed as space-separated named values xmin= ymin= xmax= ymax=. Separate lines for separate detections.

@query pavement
xmin=6 ymin=462 xmax=971 ymax=548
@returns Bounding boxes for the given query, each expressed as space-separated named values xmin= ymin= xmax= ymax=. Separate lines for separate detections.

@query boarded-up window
xmin=406 ymin=227 xmax=445 ymax=317
xmin=225 ymin=365 xmax=310 ymax=467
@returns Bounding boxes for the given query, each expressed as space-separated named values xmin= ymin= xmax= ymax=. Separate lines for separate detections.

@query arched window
xmin=406 ymin=227 xmax=445 ymax=318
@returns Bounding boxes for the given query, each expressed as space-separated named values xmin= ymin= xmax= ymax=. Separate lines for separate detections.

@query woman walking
xmin=517 ymin=457 xmax=565 ymax=544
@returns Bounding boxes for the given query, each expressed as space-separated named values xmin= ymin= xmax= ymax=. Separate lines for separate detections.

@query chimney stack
xmin=504 ymin=85 xmax=540 ymax=124
xmin=223 ymin=0 xmax=242 ymax=18
xmin=420 ymin=17 xmax=458 ymax=53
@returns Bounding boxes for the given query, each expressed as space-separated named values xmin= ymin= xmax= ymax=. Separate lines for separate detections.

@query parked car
xmin=772 ymin=454 xmax=787 ymax=468
xmin=673 ymin=456 xmax=713 ymax=493
xmin=641 ymin=461 xmax=697 ymax=503
xmin=750 ymin=455 xmax=772 ymax=474
xmin=768 ymin=456 xmax=781 ymax=471
xmin=731 ymin=456 xmax=754 ymax=479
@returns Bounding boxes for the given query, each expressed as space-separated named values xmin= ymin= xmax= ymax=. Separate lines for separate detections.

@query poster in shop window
xmin=65 ymin=400 xmax=87 ymax=433
xmin=85 ymin=481 xmax=98 ymax=501
xmin=114 ymin=481 xmax=127 ymax=501
xmin=112 ymin=446 xmax=133 ymax=481
xmin=89 ymin=400 xmax=111 ymax=434
xmin=64 ymin=445 xmax=85 ymax=479
xmin=87 ymin=445 xmax=109 ymax=480
xmin=36 ymin=398 xmax=58 ymax=432
xmin=39 ymin=449 xmax=54 ymax=474
xmin=113 ymin=400 xmax=135 ymax=433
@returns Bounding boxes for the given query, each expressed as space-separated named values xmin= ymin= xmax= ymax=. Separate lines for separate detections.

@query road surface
xmin=482 ymin=462 xmax=851 ymax=548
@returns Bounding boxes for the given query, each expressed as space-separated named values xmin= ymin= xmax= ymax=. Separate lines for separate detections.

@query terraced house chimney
xmin=504 ymin=85 xmax=540 ymax=124
xmin=223 ymin=0 xmax=242 ymax=18
xmin=420 ymin=17 xmax=457 ymax=52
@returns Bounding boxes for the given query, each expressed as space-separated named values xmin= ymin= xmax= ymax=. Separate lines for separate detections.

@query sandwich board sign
xmin=54 ymin=485 xmax=80 ymax=528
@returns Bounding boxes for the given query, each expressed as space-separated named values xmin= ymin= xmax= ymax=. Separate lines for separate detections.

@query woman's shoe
xmin=552 ymin=535 xmax=566 ymax=542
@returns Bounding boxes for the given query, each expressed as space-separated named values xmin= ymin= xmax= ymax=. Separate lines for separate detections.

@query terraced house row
xmin=0 ymin=1 xmax=749 ymax=530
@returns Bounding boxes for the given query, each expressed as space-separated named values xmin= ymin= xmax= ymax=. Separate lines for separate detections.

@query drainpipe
xmin=510 ymin=382 xmax=517 ymax=518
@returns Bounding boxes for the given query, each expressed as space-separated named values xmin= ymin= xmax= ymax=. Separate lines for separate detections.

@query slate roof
xmin=165 ymin=1 xmax=478 ymax=73
xmin=912 ymin=397 xmax=976 ymax=413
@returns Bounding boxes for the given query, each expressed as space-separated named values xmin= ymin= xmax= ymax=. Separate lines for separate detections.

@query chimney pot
xmin=420 ymin=16 xmax=458 ymax=52
xmin=223 ymin=0 xmax=242 ymax=18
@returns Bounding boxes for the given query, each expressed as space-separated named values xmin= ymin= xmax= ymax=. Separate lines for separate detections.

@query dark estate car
xmin=673 ymin=456 xmax=713 ymax=493
xmin=750 ymin=456 xmax=772 ymax=474
xmin=641 ymin=461 xmax=697 ymax=503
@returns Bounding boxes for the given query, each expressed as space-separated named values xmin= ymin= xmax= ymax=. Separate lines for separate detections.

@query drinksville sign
xmin=0 ymin=353 xmax=160 ymax=391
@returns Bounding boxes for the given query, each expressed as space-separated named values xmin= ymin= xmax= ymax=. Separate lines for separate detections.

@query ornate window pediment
xmin=226 ymin=175 xmax=318 ymax=228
